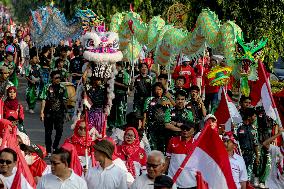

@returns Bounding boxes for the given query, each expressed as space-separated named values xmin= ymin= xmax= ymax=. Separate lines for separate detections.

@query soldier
xmin=133 ymin=63 xmax=152 ymax=117
xmin=236 ymin=108 xmax=259 ymax=180
xmin=40 ymin=70 xmax=68 ymax=156
xmin=108 ymin=61 xmax=130 ymax=129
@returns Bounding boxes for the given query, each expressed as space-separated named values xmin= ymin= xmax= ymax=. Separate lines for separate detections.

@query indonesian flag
xmin=0 ymin=120 xmax=36 ymax=189
xmin=215 ymin=88 xmax=242 ymax=131
xmin=173 ymin=125 xmax=237 ymax=189
xmin=250 ymin=61 xmax=282 ymax=127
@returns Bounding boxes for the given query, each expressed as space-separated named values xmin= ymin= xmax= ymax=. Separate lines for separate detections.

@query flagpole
xmin=222 ymin=87 xmax=243 ymax=156
xmin=84 ymin=106 xmax=89 ymax=170
xmin=258 ymin=61 xmax=283 ymax=139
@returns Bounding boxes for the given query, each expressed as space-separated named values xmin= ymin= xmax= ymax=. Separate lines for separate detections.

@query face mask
xmin=25 ymin=154 xmax=35 ymax=165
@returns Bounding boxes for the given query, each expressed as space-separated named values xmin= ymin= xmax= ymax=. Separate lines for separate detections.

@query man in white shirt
xmin=36 ymin=148 xmax=87 ymax=189
xmin=85 ymin=139 xmax=128 ymax=189
xmin=0 ymin=148 xmax=33 ymax=189
xmin=223 ymin=132 xmax=248 ymax=189
xmin=131 ymin=150 xmax=177 ymax=189
xmin=263 ymin=127 xmax=284 ymax=189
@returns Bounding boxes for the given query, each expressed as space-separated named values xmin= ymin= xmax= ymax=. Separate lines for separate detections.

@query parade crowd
xmin=0 ymin=5 xmax=284 ymax=189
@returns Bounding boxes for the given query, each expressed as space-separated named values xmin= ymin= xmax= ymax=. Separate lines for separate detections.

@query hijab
xmin=120 ymin=127 xmax=140 ymax=177
xmin=4 ymin=86 xmax=18 ymax=111
xmin=70 ymin=119 xmax=92 ymax=146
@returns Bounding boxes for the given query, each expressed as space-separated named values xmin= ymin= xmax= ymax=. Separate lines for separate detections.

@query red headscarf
xmin=61 ymin=142 xmax=83 ymax=176
xmin=121 ymin=127 xmax=140 ymax=177
xmin=4 ymin=86 xmax=19 ymax=111
xmin=70 ymin=119 xmax=92 ymax=146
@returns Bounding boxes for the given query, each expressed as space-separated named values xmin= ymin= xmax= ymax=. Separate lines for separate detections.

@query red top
xmin=172 ymin=65 xmax=196 ymax=89
xmin=167 ymin=136 xmax=194 ymax=155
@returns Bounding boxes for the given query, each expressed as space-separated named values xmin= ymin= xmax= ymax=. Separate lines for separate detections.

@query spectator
xmin=85 ymin=139 xmax=128 ymax=189
xmin=130 ymin=150 xmax=166 ymax=189
xmin=36 ymin=148 xmax=87 ymax=189
xmin=223 ymin=132 xmax=248 ymax=189
xmin=166 ymin=123 xmax=196 ymax=188
xmin=52 ymin=47 xmax=70 ymax=71
xmin=116 ymin=127 xmax=147 ymax=178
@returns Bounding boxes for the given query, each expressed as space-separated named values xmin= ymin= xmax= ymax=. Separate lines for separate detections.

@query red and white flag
xmin=215 ymin=88 xmax=242 ymax=131
xmin=173 ymin=125 xmax=237 ymax=189
xmin=250 ymin=61 xmax=282 ymax=127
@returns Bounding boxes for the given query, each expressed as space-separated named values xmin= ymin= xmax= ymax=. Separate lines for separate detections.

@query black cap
xmin=154 ymin=175 xmax=173 ymax=188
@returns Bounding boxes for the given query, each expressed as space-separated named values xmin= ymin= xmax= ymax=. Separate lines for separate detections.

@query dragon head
xmin=236 ymin=35 xmax=267 ymax=76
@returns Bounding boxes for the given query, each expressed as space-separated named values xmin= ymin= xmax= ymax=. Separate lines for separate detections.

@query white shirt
xmin=113 ymin=158 xmax=134 ymax=186
xmin=130 ymin=174 xmax=177 ymax=189
xmin=265 ymin=145 xmax=284 ymax=189
xmin=85 ymin=163 xmax=128 ymax=189
xmin=229 ymin=153 xmax=248 ymax=189
xmin=0 ymin=167 xmax=33 ymax=189
xmin=36 ymin=170 xmax=87 ymax=189
xmin=130 ymin=174 xmax=153 ymax=189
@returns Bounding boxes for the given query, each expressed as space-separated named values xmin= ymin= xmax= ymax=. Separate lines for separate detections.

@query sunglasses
xmin=0 ymin=159 xmax=13 ymax=165
xmin=181 ymin=127 xmax=192 ymax=131
xmin=146 ymin=163 xmax=161 ymax=169
xmin=78 ymin=126 xmax=86 ymax=131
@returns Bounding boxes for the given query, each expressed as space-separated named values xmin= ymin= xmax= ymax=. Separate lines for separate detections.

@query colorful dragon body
xmin=110 ymin=8 xmax=267 ymax=96
xmin=30 ymin=6 xmax=82 ymax=48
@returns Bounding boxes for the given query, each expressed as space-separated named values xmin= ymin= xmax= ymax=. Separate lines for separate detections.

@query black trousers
xmin=44 ymin=112 xmax=64 ymax=153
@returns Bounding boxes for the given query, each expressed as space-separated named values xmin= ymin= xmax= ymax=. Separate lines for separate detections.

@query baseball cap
xmin=204 ymin=114 xmax=217 ymax=122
